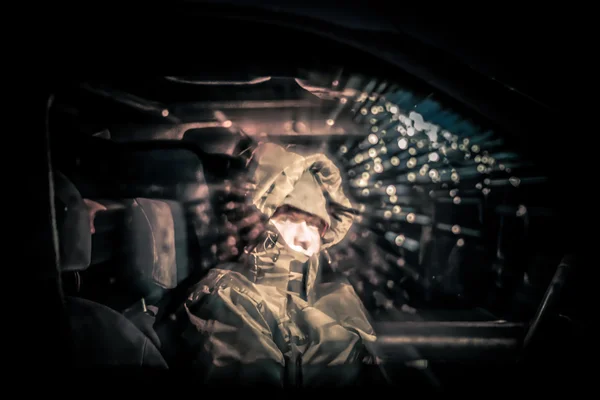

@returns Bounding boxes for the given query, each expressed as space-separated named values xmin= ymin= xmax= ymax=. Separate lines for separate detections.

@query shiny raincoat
xmin=179 ymin=143 xmax=377 ymax=387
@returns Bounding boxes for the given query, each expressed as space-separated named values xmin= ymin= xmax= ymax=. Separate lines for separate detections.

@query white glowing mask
xmin=270 ymin=219 xmax=321 ymax=256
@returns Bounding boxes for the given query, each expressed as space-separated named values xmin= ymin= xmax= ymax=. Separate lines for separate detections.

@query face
xmin=270 ymin=208 xmax=325 ymax=256
xmin=83 ymin=198 xmax=107 ymax=234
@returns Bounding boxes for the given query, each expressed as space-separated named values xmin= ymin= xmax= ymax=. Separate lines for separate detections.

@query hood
xmin=249 ymin=142 xmax=354 ymax=250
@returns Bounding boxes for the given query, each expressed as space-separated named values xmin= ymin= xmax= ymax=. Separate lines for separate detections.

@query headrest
xmin=120 ymin=148 xmax=212 ymax=201
xmin=53 ymin=171 xmax=92 ymax=272
xmin=182 ymin=127 xmax=239 ymax=155
xmin=122 ymin=198 xmax=190 ymax=299
xmin=78 ymin=142 xmax=212 ymax=201
xmin=89 ymin=200 xmax=127 ymax=265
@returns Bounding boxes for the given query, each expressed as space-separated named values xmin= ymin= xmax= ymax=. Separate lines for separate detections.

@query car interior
xmin=26 ymin=5 xmax=584 ymax=391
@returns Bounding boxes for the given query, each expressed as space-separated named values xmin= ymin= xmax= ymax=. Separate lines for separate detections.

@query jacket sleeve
xmin=177 ymin=268 xmax=286 ymax=385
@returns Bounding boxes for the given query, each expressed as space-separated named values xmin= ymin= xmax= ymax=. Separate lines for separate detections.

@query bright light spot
xmin=395 ymin=235 xmax=405 ymax=246
xmin=368 ymin=133 xmax=379 ymax=144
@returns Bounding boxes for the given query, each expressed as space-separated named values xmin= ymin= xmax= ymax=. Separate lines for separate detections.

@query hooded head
xmin=249 ymin=143 xmax=354 ymax=256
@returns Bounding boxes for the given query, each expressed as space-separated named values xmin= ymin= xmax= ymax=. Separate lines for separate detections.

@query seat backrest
xmin=53 ymin=171 xmax=168 ymax=368
xmin=66 ymin=296 xmax=167 ymax=368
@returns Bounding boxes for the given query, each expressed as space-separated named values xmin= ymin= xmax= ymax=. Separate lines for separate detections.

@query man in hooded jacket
xmin=178 ymin=143 xmax=377 ymax=387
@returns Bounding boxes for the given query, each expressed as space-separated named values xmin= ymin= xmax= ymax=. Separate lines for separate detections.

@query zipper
xmin=285 ymin=342 xmax=303 ymax=388
xmin=282 ymin=325 xmax=304 ymax=387
xmin=295 ymin=348 xmax=303 ymax=386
